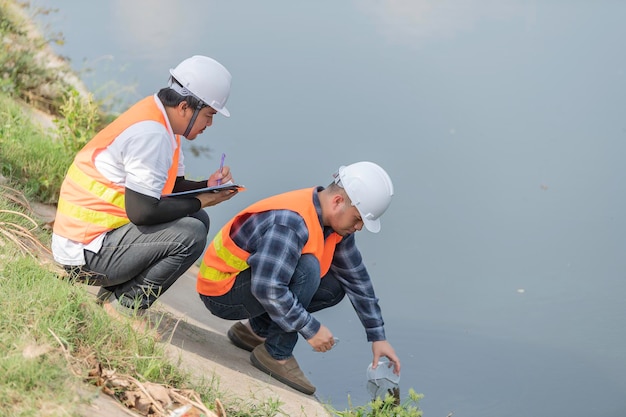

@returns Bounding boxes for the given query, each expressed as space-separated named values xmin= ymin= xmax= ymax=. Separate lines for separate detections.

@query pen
xmin=217 ymin=153 xmax=226 ymax=185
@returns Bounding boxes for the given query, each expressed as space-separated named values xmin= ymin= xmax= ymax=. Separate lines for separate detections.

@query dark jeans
xmin=200 ymin=254 xmax=346 ymax=359
xmin=65 ymin=210 xmax=210 ymax=309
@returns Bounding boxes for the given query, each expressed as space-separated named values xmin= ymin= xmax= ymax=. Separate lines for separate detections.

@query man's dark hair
xmin=157 ymin=83 xmax=206 ymax=109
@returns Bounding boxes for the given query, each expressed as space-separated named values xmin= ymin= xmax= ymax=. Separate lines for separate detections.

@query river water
xmin=32 ymin=1 xmax=626 ymax=416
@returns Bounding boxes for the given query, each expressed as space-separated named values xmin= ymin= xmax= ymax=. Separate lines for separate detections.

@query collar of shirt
xmin=313 ymin=186 xmax=334 ymax=238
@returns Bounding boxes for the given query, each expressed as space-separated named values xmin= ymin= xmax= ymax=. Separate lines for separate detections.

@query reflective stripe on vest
xmin=53 ymin=95 xmax=180 ymax=244
xmin=197 ymin=188 xmax=343 ymax=296
xmin=65 ymin=163 xmax=126 ymax=209
xmin=197 ymin=230 xmax=251 ymax=295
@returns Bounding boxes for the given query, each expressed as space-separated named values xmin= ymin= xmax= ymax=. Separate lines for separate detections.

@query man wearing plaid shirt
xmin=197 ymin=162 xmax=401 ymax=395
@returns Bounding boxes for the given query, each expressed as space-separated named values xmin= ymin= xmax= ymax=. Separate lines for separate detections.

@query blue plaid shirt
xmin=230 ymin=187 xmax=385 ymax=342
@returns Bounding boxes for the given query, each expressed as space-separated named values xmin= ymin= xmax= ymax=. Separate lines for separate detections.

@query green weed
xmin=53 ymin=88 xmax=101 ymax=155
xmin=0 ymin=95 xmax=70 ymax=203
xmin=0 ymin=0 xmax=68 ymax=114
xmin=332 ymin=389 xmax=424 ymax=417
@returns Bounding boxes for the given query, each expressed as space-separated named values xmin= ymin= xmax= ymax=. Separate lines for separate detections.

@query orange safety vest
xmin=53 ymin=96 xmax=181 ymax=244
xmin=197 ymin=188 xmax=343 ymax=296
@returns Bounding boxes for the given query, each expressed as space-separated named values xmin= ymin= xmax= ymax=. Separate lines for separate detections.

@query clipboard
xmin=163 ymin=183 xmax=245 ymax=198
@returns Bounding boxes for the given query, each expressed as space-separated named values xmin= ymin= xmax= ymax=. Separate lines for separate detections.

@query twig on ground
xmin=48 ymin=328 xmax=82 ymax=377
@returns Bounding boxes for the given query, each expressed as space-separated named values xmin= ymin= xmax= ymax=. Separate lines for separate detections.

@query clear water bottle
xmin=366 ymin=358 xmax=401 ymax=404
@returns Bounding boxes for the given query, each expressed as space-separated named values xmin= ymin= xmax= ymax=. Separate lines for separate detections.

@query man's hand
xmin=371 ymin=340 xmax=401 ymax=375
xmin=207 ymin=165 xmax=233 ymax=186
xmin=308 ymin=325 xmax=336 ymax=352
xmin=195 ymin=189 xmax=238 ymax=208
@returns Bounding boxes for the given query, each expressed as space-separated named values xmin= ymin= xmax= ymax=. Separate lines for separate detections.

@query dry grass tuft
xmin=0 ymin=184 xmax=61 ymax=272
xmin=49 ymin=325 xmax=226 ymax=417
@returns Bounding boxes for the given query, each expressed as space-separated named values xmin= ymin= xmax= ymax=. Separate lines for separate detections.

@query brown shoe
xmin=250 ymin=344 xmax=316 ymax=395
xmin=227 ymin=322 xmax=265 ymax=352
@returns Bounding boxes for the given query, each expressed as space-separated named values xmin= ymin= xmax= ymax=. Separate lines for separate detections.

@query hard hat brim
xmin=362 ymin=216 xmax=381 ymax=233
xmin=215 ymin=106 xmax=230 ymax=117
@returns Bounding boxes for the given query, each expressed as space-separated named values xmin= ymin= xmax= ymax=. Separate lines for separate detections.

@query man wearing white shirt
xmin=52 ymin=55 xmax=239 ymax=315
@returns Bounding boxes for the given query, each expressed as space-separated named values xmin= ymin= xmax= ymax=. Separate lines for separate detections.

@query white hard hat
xmin=334 ymin=161 xmax=394 ymax=233
xmin=169 ymin=55 xmax=232 ymax=117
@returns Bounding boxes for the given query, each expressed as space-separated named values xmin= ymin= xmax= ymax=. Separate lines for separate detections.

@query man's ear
xmin=177 ymin=101 xmax=188 ymax=115
xmin=331 ymin=192 xmax=345 ymax=210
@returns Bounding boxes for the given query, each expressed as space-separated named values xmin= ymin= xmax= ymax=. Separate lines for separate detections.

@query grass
xmin=0 ymin=0 xmax=69 ymax=115
xmin=333 ymin=391 xmax=424 ymax=417
xmin=0 ymin=94 xmax=68 ymax=203
xmin=0 ymin=186 xmax=285 ymax=417
xmin=0 ymin=1 xmax=424 ymax=416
